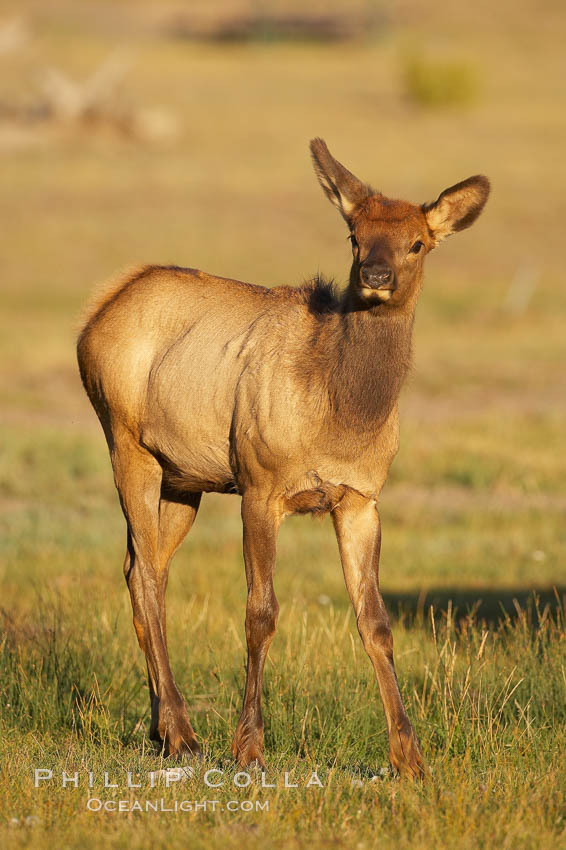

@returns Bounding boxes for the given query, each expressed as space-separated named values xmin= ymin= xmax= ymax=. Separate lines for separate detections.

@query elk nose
xmin=361 ymin=264 xmax=395 ymax=289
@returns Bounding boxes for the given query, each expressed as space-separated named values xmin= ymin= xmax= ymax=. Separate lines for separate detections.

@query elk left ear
xmin=423 ymin=175 xmax=490 ymax=245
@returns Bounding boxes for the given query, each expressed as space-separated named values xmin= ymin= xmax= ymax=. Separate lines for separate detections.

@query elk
xmin=77 ymin=139 xmax=489 ymax=779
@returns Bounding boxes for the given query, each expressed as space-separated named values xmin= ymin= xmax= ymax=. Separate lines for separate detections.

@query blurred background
xmin=1 ymin=0 xmax=565 ymax=616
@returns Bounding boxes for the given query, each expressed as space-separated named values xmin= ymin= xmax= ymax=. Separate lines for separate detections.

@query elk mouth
xmin=360 ymin=285 xmax=395 ymax=302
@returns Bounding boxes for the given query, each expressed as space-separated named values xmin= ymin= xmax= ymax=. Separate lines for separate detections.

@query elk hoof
xmin=153 ymin=707 xmax=201 ymax=760
xmin=150 ymin=732 xmax=201 ymax=760
xmin=157 ymin=723 xmax=201 ymax=759
xmin=232 ymin=729 xmax=266 ymax=769
xmin=166 ymin=737 xmax=202 ymax=760
xmin=234 ymin=747 xmax=266 ymax=770
xmin=389 ymin=724 xmax=427 ymax=781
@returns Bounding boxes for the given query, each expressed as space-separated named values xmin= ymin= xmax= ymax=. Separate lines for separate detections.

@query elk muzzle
xmin=360 ymin=263 xmax=396 ymax=300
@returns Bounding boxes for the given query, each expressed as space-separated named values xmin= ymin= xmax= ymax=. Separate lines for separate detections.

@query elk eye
xmin=410 ymin=240 xmax=424 ymax=254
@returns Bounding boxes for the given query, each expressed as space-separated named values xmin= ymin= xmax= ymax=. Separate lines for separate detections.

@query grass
xmin=1 ymin=585 xmax=564 ymax=848
xmin=1 ymin=0 xmax=565 ymax=847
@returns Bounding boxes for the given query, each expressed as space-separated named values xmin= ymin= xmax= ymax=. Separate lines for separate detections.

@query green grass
xmin=1 ymin=0 xmax=565 ymax=847
xmin=1 ymin=581 xmax=564 ymax=849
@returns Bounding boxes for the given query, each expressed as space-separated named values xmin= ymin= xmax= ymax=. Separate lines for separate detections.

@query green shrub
xmin=402 ymin=53 xmax=478 ymax=107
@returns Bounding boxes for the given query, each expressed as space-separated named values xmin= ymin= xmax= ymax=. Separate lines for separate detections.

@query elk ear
xmin=310 ymin=138 xmax=371 ymax=222
xmin=423 ymin=175 xmax=490 ymax=246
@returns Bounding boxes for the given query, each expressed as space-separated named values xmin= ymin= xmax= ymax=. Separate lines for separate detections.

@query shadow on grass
xmin=383 ymin=585 xmax=565 ymax=626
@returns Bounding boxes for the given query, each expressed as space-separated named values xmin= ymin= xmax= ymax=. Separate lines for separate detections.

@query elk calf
xmin=77 ymin=139 xmax=489 ymax=779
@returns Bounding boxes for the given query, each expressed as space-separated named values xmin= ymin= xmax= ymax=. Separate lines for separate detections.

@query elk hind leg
xmin=145 ymin=492 xmax=202 ymax=744
xmin=114 ymin=435 xmax=200 ymax=758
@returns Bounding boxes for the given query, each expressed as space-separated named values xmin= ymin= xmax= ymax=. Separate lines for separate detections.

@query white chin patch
xmin=361 ymin=287 xmax=393 ymax=302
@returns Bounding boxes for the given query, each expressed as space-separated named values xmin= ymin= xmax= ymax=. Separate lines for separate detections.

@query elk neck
xmin=298 ymin=279 xmax=417 ymax=433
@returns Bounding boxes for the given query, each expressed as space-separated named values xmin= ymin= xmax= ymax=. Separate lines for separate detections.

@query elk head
xmin=310 ymin=138 xmax=490 ymax=308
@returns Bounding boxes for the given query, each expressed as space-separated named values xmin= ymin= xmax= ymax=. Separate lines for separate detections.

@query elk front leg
xmin=232 ymin=492 xmax=281 ymax=768
xmin=332 ymin=490 xmax=426 ymax=779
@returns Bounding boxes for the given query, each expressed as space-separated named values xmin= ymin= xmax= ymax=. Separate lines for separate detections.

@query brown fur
xmin=77 ymin=138 xmax=489 ymax=779
xmin=77 ymin=264 xmax=154 ymax=334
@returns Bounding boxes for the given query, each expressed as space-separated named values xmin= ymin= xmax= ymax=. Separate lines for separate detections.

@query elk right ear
xmin=310 ymin=138 xmax=371 ymax=222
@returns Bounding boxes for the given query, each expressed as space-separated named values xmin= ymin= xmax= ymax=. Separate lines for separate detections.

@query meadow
xmin=0 ymin=1 xmax=565 ymax=847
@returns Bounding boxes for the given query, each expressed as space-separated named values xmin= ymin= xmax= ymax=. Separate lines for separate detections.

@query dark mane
xmin=271 ymin=274 xmax=341 ymax=315
xmin=301 ymin=274 xmax=341 ymax=315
